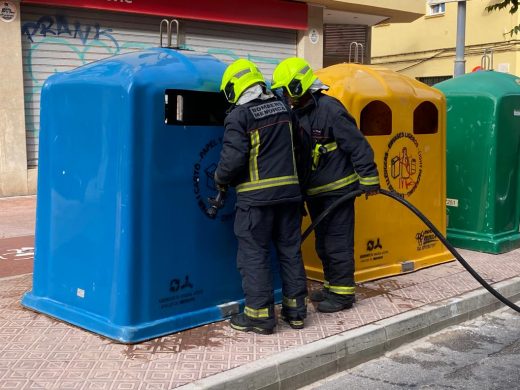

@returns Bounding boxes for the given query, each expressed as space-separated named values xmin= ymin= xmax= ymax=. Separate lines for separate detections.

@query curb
xmin=178 ymin=276 xmax=520 ymax=390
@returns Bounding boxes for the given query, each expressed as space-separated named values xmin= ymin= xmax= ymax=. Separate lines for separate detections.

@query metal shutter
xmin=21 ymin=6 xmax=296 ymax=167
xmin=324 ymin=24 xmax=370 ymax=67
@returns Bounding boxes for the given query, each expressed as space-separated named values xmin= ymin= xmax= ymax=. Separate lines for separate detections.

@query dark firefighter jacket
xmin=294 ymin=92 xmax=379 ymax=198
xmin=214 ymin=98 xmax=302 ymax=207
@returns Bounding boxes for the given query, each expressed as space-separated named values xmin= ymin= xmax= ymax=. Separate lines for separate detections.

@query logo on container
xmin=193 ymin=138 xmax=235 ymax=221
xmin=383 ymin=132 xmax=423 ymax=197
xmin=416 ymin=229 xmax=438 ymax=251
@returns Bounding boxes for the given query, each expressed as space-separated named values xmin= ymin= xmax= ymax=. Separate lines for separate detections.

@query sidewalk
xmin=1 ymin=195 xmax=519 ymax=390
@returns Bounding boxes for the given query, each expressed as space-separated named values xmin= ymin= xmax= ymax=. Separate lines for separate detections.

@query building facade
xmin=0 ymin=0 xmax=423 ymax=197
xmin=371 ymin=0 xmax=520 ymax=85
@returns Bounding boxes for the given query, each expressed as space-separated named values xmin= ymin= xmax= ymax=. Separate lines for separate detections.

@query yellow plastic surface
xmin=303 ymin=63 xmax=453 ymax=283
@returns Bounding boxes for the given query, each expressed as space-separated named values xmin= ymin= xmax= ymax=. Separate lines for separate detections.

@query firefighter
xmin=214 ymin=59 xmax=308 ymax=334
xmin=271 ymin=57 xmax=380 ymax=313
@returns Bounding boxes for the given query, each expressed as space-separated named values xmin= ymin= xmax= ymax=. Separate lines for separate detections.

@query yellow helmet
xmin=271 ymin=57 xmax=317 ymax=98
xmin=220 ymin=59 xmax=265 ymax=103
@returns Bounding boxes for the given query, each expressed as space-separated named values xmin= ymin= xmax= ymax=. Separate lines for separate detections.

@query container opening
xmin=360 ymin=100 xmax=392 ymax=136
xmin=413 ymin=101 xmax=438 ymax=134
xmin=165 ymin=90 xmax=229 ymax=126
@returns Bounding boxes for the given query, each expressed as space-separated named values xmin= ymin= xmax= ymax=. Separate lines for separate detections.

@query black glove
xmin=359 ymin=184 xmax=380 ymax=199
xmin=214 ymin=172 xmax=228 ymax=192
xmin=216 ymin=183 xmax=228 ymax=192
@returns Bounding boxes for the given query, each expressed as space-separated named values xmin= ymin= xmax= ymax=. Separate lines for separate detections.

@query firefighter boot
xmin=229 ymin=313 xmax=274 ymax=335
xmin=280 ymin=309 xmax=305 ymax=330
xmin=309 ymin=288 xmax=329 ymax=302
xmin=317 ymin=293 xmax=355 ymax=313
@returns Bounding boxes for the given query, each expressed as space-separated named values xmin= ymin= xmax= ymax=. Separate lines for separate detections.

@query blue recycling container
xmin=21 ymin=48 xmax=282 ymax=343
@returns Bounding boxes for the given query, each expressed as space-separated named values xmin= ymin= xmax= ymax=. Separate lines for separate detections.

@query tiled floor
xmin=2 ymin=246 xmax=520 ymax=389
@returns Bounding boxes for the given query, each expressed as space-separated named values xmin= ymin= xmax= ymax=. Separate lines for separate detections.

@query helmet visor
xmin=223 ymin=81 xmax=235 ymax=102
xmin=288 ymin=78 xmax=303 ymax=97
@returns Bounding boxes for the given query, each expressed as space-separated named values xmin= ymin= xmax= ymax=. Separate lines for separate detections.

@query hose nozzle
xmin=206 ymin=189 xmax=227 ymax=219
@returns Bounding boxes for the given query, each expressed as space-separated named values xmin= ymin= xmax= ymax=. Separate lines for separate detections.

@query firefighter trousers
xmin=234 ymin=202 xmax=308 ymax=328
xmin=307 ymin=195 xmax=356 ymax=301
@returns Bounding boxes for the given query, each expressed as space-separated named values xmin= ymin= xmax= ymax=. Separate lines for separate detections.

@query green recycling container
xmin=435 ymin=71 xmax=520 ymax=253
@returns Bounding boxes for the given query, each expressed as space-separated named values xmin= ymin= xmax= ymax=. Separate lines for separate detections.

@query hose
xmin=301 ymin=188 xmax=520 ymax=313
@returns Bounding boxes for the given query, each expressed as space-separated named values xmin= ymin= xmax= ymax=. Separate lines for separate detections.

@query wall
xmin=308 ymin=0 xmax=424 ymax=23
xmin=371 ymin=0 xmax=520 ymax=78
xmin=297 ymin=4 xmax=324 ymax=70
xmin=0 ymin=0 xmax=31 ymax=196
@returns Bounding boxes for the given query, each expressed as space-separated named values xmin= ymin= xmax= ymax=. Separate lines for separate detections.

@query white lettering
xmin=249 ymin=101 xmax=287 ymax=119
xmin=446 ymin=198 xmax=459 ymax=207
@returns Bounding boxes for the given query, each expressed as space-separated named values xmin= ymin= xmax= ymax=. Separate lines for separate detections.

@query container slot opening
xmin=165 ymin=89 xmax=229 ymax=126
xmin=360 ymin=100 xmax=392 ymax=136
xmin=413 ymin=101 xmax=438 ymax=134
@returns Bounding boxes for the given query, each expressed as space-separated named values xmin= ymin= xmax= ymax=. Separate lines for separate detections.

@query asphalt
xmin=1 ymin=194 xmax=520 ymax=390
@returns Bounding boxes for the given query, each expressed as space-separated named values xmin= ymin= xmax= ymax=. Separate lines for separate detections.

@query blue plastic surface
xmin=21 ymin=48 xmax=282 ymax=342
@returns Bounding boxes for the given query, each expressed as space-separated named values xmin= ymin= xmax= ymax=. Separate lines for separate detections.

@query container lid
xmin=44 ymin=48 xmax=226 ymax=91
xmin=316 ymin=63 xmax=444 ymax=110
xmin=435 ymin=71 xmax=520 ymax=97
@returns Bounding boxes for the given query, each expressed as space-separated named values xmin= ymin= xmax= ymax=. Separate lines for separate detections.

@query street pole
xmin=454 ymin=0 xmax=467 ymax=77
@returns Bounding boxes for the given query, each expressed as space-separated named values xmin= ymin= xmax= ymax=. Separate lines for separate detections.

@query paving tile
xmin=82 ymin=382 xmax=112 ymax=390
xmin=139 ymin=382 xmax=171 ymax=390
xmin=60 ymin=370 xmax=91 ymax=381
xmin=57 ymin=382 xmax=83 ymax=390
xmin=0 ymin=380 xmax=30 ymax=389
xmin=110 ymin=382 xmax=141 ymax=390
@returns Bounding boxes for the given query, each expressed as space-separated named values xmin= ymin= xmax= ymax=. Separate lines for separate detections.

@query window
xmin=165 ymin=90 xmax=229 ymax=126
xmin=416 ymin=75 xmax=452 ymax=87
xmin=428 ymin=1 xmax=445 ymax=16
xmin=360 ymin=101 xmax=392 ymax=136
xmin=413 ymin=102 xmax=438 ymax=134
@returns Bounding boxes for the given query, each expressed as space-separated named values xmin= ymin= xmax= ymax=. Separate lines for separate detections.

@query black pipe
xmin=301 ymin=188 xmax=520 ymax=313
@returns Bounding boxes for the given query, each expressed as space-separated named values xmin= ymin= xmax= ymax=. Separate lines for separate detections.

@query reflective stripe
xmin=289 ymin=122 xmax=298 ymax=176
xmin=244 ymin=306 xmax=270 ymax=319
xmin=236 ymin=175 xmax=299 ymax=193
xmin=249 ymin=130 xmax=260 ymax=181
xmin=282 ymin=296 xmax=297 ymax=308
xmin=359 ymin=176 xmax=380 ymax=186
xmin=311 ymin=144 xmax=321 ymax=170
xmin=323 ymin=280 xmax=330 ymax=289
xmin=283 ymin=296 xmax=308 ymax=308
xmin=328 ymin=285 xmax=355 ymax=295
xmin=234 ymin=68 xmax=251 ymax=79
xmin=306 ymin=173 xmax=359 ymax=196
xmin=323 ymin=142 xmax=338 ymax=153
xmin=311 ymin=142 xmax=337 ymax=171
xmin=299 ymin=65 xmax=310 ymax=75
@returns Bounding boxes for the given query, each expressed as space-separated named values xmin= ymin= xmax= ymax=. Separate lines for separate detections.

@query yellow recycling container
xmin=302 ymin=63 xmax=453 ymax=283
